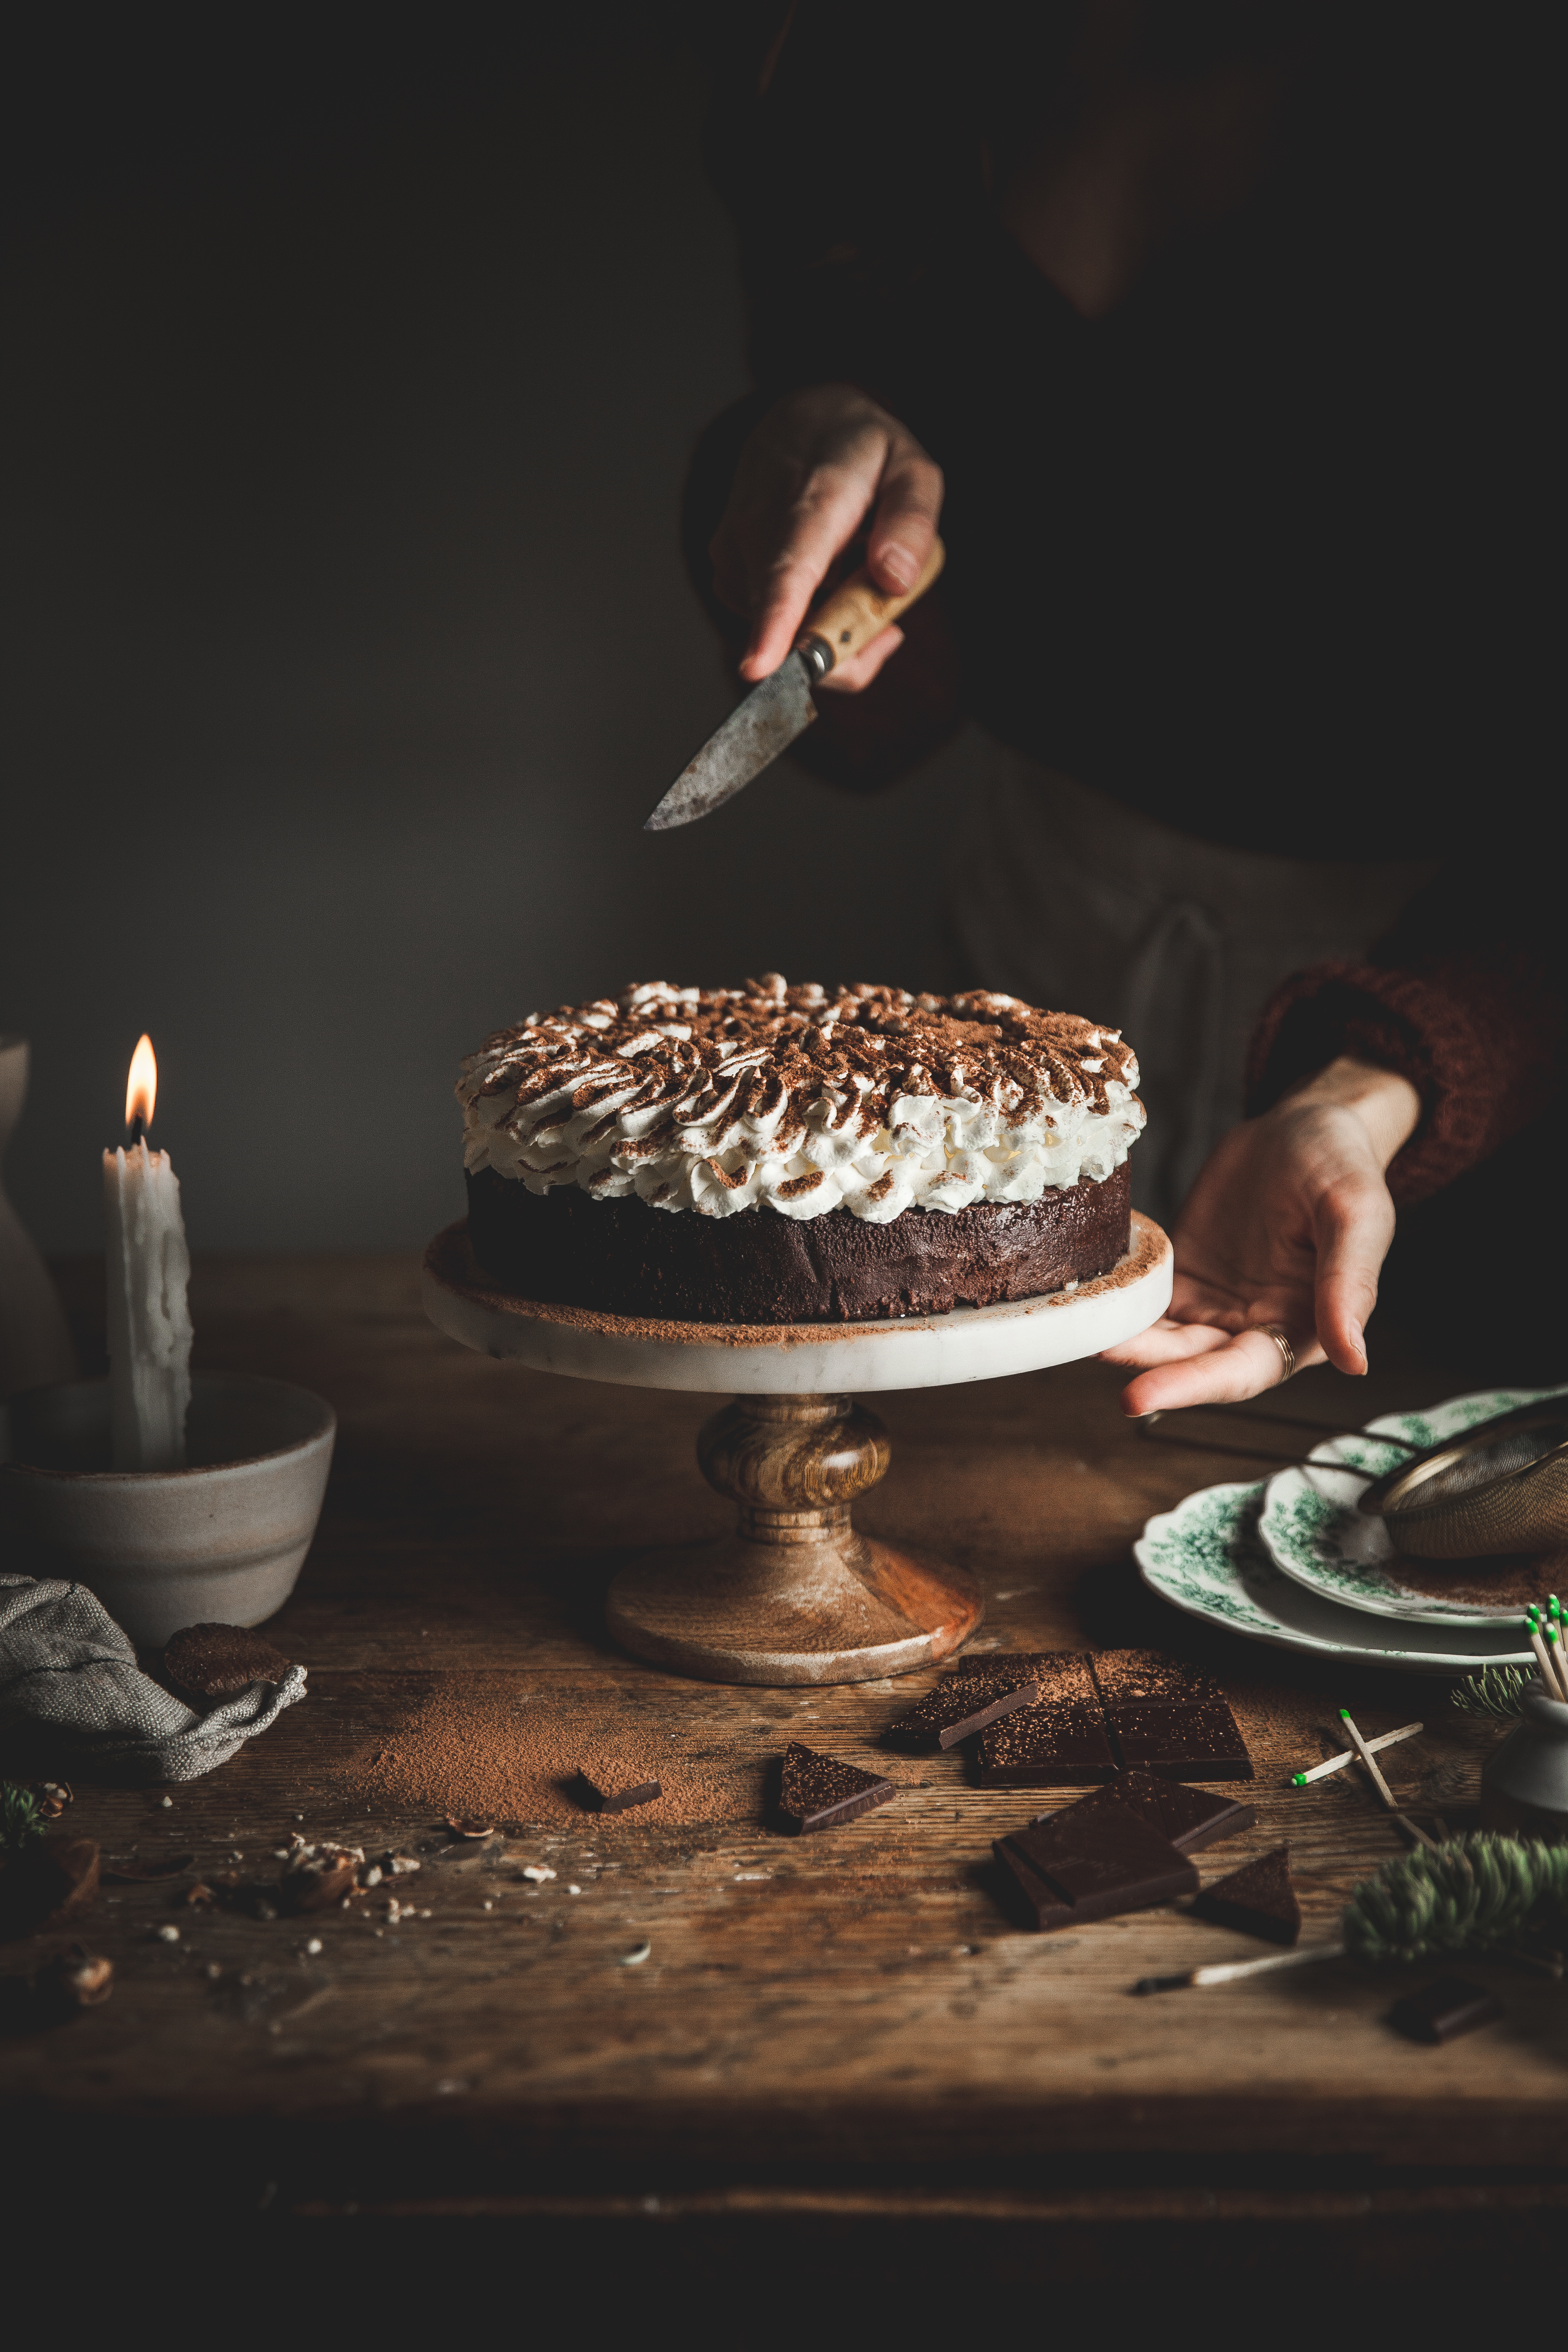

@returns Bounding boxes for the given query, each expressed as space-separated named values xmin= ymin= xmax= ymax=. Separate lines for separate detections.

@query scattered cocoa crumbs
xmin=335 ymin=1681 xmax=755 ymax=1829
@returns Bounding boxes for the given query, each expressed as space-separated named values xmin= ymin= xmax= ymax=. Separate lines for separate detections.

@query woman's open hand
xmin=1102 ymin=1058 xmax=1422 ymax=1413
xmin=710 ymin=385 xmax=944 ymax=694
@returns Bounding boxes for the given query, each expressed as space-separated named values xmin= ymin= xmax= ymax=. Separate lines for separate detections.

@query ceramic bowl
xmin=1479 ymin=1683 xmax=1568 ymax=1844
xmin=0 ymin=1372 xmax=335 ymax=1645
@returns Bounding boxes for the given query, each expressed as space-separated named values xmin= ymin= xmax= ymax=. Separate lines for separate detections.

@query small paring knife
xmin=643 ymin=537 xmax=946 ymax=831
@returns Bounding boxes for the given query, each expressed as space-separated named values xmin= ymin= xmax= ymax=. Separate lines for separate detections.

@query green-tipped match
xmin=1291 ymin=1772 xmax=1307 ymax=1785
xmin=1550 ymin=1627 xmax=1561 ymax=1649
xmin=1338 ymin=1707 xmax=1350 ymax=1720
xmin=1527 ymin=1607 xmax=1540 ymax=1627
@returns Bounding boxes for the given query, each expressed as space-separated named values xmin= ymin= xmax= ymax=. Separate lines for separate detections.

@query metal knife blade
xmin=643 ymin=649 xmax=817 ymax=832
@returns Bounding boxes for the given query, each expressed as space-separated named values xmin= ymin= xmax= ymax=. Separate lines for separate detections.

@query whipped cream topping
xmin=459 ymin=977 xmax=1143 ymax=1222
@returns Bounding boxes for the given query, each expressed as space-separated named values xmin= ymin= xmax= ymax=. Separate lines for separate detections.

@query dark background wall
xmin=3 ymin=7 xmax=965 ymax=1253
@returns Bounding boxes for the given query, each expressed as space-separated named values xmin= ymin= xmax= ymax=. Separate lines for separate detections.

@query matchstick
xmin=1290 ymin=1720 xmax=1423 ymax=1786
xmin=1547 ymin=1623 xmax=1568 ymax=1704
xmin=1134 ymin=1941 xmax=1346 ymax=1993
xmin=1526 ymin=1616 xmax=1563 ymax=1701
xmin=1339 ymin=1709 xmax=1441 ymax=1853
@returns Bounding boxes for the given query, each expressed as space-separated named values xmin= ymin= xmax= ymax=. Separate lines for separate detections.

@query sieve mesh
xmin=1374 ymin=1411 xmax=1568 ymax=1559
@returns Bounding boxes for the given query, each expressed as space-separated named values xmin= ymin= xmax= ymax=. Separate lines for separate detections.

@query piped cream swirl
xmin=458 ymin=977 xmax=1143 ymax=1222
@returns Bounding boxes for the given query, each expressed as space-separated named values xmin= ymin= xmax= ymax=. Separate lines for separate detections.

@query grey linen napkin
xmin=0 ymin=1572 xmax=305 ymax=1783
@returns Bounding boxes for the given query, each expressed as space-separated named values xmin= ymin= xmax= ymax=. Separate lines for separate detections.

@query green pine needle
xmin=1343 ymin=1832 xmax=1568 ymax=1963
xmin=0 ymin=1783 xmax=47 ymax=1853
xmin=1449 ymin=1664 xmax=1534 ymax=1719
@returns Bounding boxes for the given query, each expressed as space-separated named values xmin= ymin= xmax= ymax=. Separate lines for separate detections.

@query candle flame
xmin=125 ymin=1034 xmax=157 ymax=1134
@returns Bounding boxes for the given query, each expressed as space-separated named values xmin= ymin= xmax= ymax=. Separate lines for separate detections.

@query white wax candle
xmin=103 ymin=1140 xmax=193 ymax=1470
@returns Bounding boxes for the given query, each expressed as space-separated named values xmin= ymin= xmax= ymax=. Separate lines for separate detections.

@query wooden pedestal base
xmin=605 ymin=1393 xmax=983 ymax=1686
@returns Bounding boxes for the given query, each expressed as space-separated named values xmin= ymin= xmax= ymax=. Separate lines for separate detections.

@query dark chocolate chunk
xmin=949 ymin=1651 xmax=1071 ymax=1681
xmin=163 ymin=1622 xmax=294 ymax=1698
xmin=1105 ymin=1698 xmax=1254 ymax=1781
xmin=885 ymin=1661 xmax=1041 ymax=1750
xmin=1040 ymin=1771 xmax=1256 ymax=1853
xmin=993 ymin=1836 xmax=1070 ymax=1930
xmin=976 ymin=1656 xmax=1115 ymax=1783
xmin=576 ymin=1762 xmax=662 ymax=1813
xmin=779 ymin=1742 xmax=897 ymax=1834
xmin=1192 ymin=1844 xmax=1301 ymax=1945
xmin=978 ymin=1700 xmax=1118 ymax=1784
xmin=995 ymin=1792 xmax=1197 ymax=1931
xmin=1388 ymin=1976 xmax=1503 ymax=2045
xmin=1090 ymin=1650 xmax=1226 ymax=1708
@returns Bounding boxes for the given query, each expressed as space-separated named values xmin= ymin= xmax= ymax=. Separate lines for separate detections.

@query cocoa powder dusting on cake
xmin=335 ymin=1681 xmax=755 ymax=1828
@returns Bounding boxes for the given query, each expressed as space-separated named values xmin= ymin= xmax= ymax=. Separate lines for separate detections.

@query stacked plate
xmin=1135 ymin=1384 xmax=1568 ymax=1676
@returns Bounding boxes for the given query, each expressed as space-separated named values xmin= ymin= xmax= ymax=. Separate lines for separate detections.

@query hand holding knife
xmin=643 ymin=536 xmax=946 ymax=832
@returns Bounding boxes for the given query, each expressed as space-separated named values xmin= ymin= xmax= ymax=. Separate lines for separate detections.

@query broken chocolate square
xmin=576 ymin=1762 xmax=662 ymax=1814
xmin=163 ymin=1622 xmax=294 ymax=1698
xmin=1192 ymin=1844 xmax=1301 ymax=1945
xmin=1388 ymin=1976 xmax=1503 ymax=2045
xmin=778 ymin=1742 xmax=897 ymax=1834
xmin=1043 ymin=1771 xmax=1256 ymax=1853
xmin=884 ymin=1658 xmax=1042 ymax=1751
xmin=976 ymin=1656 xmax=1116 ymax=1783
xmin=949 ymin=1650 xmax=1064 ymax=1680
xmin=995 ymin=1790 xmax=1197 ymax=1931
xmin=1105 ymin=1699 xmax=1254 ymax=1781
xmin=1089 ymin=1650 xmax=1226 ymax=1708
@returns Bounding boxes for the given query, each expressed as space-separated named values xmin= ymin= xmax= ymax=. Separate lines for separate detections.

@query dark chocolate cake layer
xmin=466 ymin=1158 xmax=1130 ymax=1325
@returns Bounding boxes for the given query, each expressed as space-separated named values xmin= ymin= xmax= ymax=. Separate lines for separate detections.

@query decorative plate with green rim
xmin=1257 ymin=1385 xmax=1568 ymax=1626
xmin=1136 ymin=1478 xmax=1533 ymax=1673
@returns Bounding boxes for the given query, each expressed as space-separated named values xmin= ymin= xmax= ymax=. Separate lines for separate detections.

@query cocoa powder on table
xmin=336 ymin=1681 xmax=757 ymax=1829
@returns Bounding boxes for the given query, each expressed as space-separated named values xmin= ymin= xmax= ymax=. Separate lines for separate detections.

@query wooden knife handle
xmin=795 ymin=536 xmax=945 ymax=677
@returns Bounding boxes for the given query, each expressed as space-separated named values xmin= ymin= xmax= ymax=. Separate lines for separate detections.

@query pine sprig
xmin=1344 ymin=1832 xmax=1568 ymax=1962
xmin=1449 ymin=1665 xmax=1534 ymax=1720
xmin=0 ymin=1783 xmax=47 ymax=1853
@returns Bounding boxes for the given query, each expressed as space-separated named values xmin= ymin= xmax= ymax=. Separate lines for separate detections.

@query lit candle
xmin=103 ymin=1034 xmax=193 ymax=1470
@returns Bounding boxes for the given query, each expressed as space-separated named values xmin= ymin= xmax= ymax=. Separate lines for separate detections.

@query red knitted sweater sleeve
xmin=1244 ymin=868 xmax=1567 ymax=1204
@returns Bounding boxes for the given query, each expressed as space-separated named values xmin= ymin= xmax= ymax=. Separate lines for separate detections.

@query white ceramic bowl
xmin=0 ymin=1372 xmax=335 ymax=1645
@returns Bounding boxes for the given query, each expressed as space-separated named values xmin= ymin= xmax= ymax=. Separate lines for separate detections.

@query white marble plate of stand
xmin=423 ymin=1212 xmax=1172 ymax=1686
xmin=1137 ymin=1479 xmax=1534 ymax=1674
xmin=1257 ymin=1384 xmax=1568 ymax=1625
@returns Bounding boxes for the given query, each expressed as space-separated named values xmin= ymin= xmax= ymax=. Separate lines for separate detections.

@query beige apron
xmin=952 ymin=742 xmax=1436 ymax=1227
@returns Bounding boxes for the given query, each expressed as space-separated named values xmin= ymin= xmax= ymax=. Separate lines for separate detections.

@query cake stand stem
xmin=604 ymin=1390 xmax=983 ymax=1687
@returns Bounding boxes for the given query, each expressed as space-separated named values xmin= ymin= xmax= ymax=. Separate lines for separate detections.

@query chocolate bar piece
xmin=977 ymin=1699 xmax=1118 ymax=1785
xmin=949 ymin=1651 xmax=1065 ymax=1680
xmin=976 ymin=1656 xmax=1117 ymax=1784
xmin=575 ymin=1761 xmax=662 ymax=1814
xmin=995 ymin=1791 xmax=1197 ymax=1931
xmin=1090 ymin=1650 xmax=1225 ymax=1708
xmin=885 ymin=1658 xmax=1042 ymax=1751
xmin=1105 ymin=1699 xmax=1254 ymax=1781
xmin=779 ymin=1742 xmax=897 ymax=1834
xmin=1193 ymin=1844 xmax=1301 ymax=1945
xmin=1388 ymin=1976 xmax=1503 ymax=2045
xmin=1042 ymin=1770 xmax=1256 ymax=1853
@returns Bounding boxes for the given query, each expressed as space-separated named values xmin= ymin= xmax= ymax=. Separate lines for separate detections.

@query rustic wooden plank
xmin=8 ymin=1252 xmax=1562 ymax=2190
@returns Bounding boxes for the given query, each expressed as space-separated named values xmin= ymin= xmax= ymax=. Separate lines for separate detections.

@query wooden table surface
xmin=5 ymin=1253 xmax=1566 ymax=2255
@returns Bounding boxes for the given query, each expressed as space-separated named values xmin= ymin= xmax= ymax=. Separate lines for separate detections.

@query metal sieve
xmin=1357 ymin=1403 xmax=1568 ymax=1559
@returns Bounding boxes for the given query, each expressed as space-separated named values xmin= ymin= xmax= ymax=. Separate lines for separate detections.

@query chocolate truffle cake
xmin=458 ymin=976 xmax=1144 ymax=1324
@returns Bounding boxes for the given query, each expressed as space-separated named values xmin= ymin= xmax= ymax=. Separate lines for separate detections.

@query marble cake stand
xmin=421 ymin=1212 xmax=1172 ymax=1688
